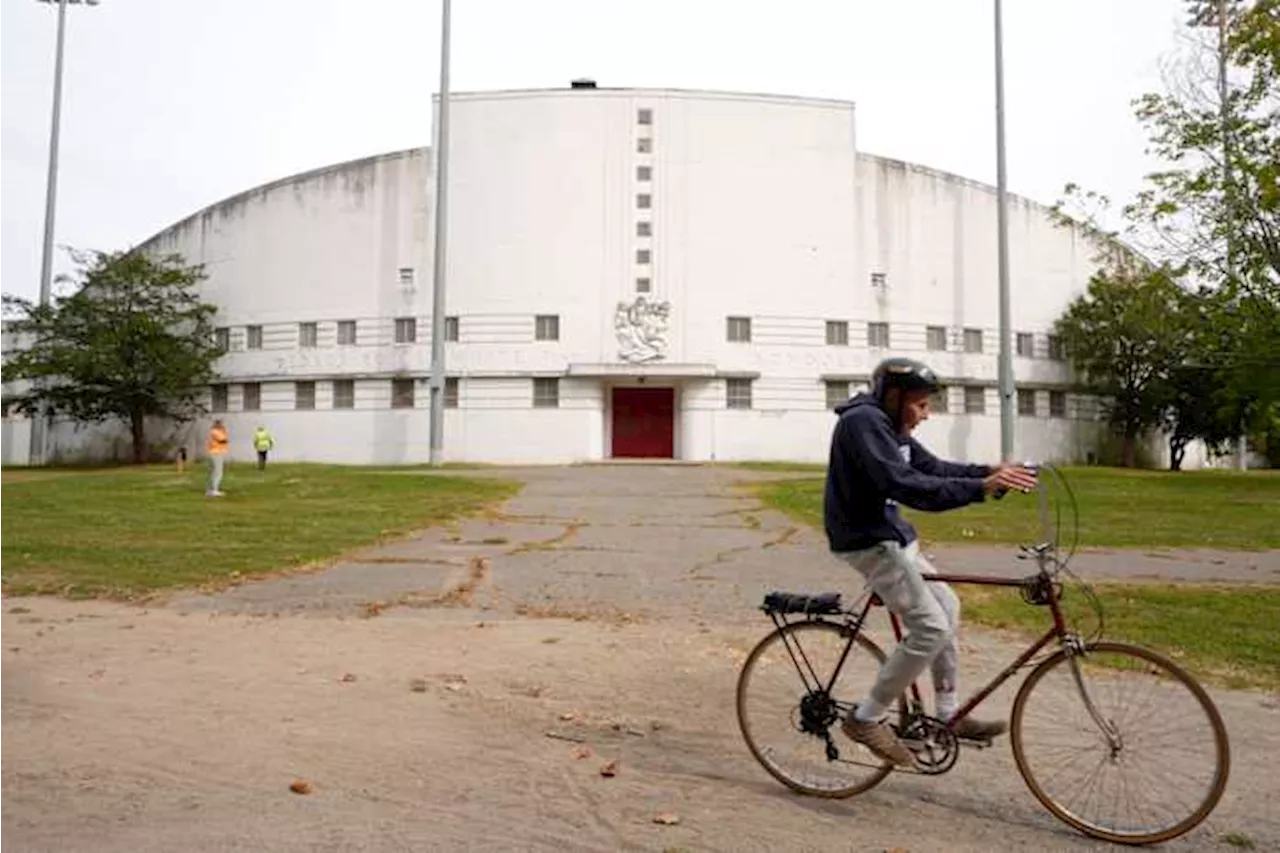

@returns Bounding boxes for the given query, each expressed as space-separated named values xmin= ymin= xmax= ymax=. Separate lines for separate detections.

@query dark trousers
xmin=257 ymin=450 xmax=268 ymax=470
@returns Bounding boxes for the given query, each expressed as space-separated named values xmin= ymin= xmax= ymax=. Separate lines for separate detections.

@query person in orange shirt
xmin=206 ymin=419 xmax=229 ymax=497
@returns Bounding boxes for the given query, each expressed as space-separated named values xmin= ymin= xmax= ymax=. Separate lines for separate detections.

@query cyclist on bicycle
xmin=825 ymin=356 xmax=1038 ymax=766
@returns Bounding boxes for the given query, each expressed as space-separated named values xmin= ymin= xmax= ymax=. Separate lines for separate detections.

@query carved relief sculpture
xmin=614 ymin=295 xmax=671 ymax=363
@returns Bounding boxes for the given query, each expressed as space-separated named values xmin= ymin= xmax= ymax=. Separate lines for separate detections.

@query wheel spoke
xmin=1011 ymin=642 xmax=1229 ymax=845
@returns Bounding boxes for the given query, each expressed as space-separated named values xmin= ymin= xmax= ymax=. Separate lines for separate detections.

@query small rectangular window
xmin=964 ymin=328 xmax=984 ymax=354
xmin=246 ymin=325 xmax=263 ymax=350
xmin=533 ymin=377 xmax=559 ymax=408
xmin=870 ymin=272 xmax=887 ymax=288
xmin=1048 ymin=335 xmax=1066 ymax=361
xmin=211 ymin=384 xmax=228 ymax=413
xmin=636 ymin=165 xmax=652 ymax=182
xmin=337 ymin=320 xmax=357 ymax=346
xmin=1017 ymin=388 xmax=1036 ymax=416
xmin=637 ymin=137 xmax=653 ymax=154
xmin=964 ymin=386 xmax=986 ymax=414
xmin=931 ymin=386 xmax=949 ymax=413
xmin=535 ymin=314 xmax=560 ymax=341
xmin=926 ymin=326 xmax=947 ymax=352
xmin=1050 ymin=390 xmax=1067 ymax=418
xmin=636 ymin=193 xmax=652 ymax=210
xmin=391 ymin=378 xmax=415 ymax=409
xmin=296 ymin=380 xmax=316 ymax=410
xmin=444 ymin=316 xmax=459 ymax=342
xmin=395 ymin=317 xmax=416 ymax=344
xmin=214 ymin=327 xmax=230 ymax=351
xmin=727 ymin=316 xmax=751 ymax=343
xmin=825 ymin=321 xmax=849 ymax=346
xmin=636 ymin=220 xmax=652 ymax=237
xmin=299 ymin=322 xmax=318 ymax=348
xmin=825 ymin=380 xmax=850 ymax=409
xmin=398 ymin=267 xmax=415 ymax=288
xmin=333 ymin=379 xmax=355 ymax=409
xmin=636 ymin=277 xmax=651 ymax=293
xmin=1016 ymin=332 xmax=1035 ymax=358
xmin=867 ymin=322 xmax=890 ymax=349
xmin=637 ymin=108 xmax=653 ymax=125
xmin=444 ymin=377 xmax=459 ymax=409
xmin=726 ymin=378 xmax=753 ymax=410
xmin=243 ymin=382 xmax=261 ymax=412
xmin=636 ymin=248 xmax=651 ymax=265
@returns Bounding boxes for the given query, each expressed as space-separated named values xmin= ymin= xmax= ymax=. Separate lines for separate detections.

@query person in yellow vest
xmin=253 ymin=425 xmax=275 ymax=471
xmin=206 ymin=419 xmax=229 ymax=497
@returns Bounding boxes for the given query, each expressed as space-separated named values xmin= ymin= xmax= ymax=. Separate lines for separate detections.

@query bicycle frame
xmin=815 ymin=566 xmax=1070 ymax=734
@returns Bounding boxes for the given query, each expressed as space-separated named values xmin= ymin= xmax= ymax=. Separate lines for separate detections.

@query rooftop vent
xmin=570 ymin=78 xmax=598 ymax=90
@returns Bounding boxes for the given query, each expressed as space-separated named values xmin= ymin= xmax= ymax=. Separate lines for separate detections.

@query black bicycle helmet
xmin=871 ymin=357 xmax=940 ymax=429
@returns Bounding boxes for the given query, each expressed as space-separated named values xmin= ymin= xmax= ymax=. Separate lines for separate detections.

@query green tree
xmin=2 ymin=249 xmax=222 ymax=464
xmin=1054 ymin=266 xmax=1189 ymax=467
xmin=1126 ymin=0 xmax=1280 ymax=416
xmin=1162 ymin=290 xmax=1248 ymax=468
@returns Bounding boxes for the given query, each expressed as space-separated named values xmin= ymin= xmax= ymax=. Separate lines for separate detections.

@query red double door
xmin=611 ymin=387 xmax=675 ymax=458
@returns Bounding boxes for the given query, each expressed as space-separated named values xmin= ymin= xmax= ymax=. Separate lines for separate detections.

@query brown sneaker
xmin=841 ymin=713 xmax=915 ymax=767
xmin=951 ymin=716 xmax=1008 ymax=741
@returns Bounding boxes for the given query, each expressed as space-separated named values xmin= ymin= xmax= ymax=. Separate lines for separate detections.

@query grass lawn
xmin=957 ymin=583 xmax=1280 ymax=690
xmin=751 ymin=465 xmax=1280 ymax=550
xmin=747 ymin=464 xmax=1280 ymax=689
xmin=2 ymin=463 xmax=520 ymax=599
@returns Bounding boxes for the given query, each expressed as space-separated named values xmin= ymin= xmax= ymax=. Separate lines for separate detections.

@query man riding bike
xmin=824 ymin=357 xmax=1038 ymax=766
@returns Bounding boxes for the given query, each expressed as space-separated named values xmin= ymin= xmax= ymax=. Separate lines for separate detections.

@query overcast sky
xmin=2 ymin=0 xmax=1198 ymax=302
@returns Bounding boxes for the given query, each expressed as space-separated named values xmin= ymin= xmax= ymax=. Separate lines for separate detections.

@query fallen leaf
xmin=410 ymin=678 xmax=429 ymax=693
xmin=599 ymin=759 xmax=619 ymax=778
xmin=653 ymin=812 xmax=680 ymax=826
xmin=289 ymin=779 xmax=312 ymax=795
xmin=340 ymin=673 xmax=357 ymax=683
xmin=884 ymin=848 xmax=909 ymax=853
xmin=445 ymin=682 xmax=463 ymax=692
xmin=572 ymin=745 xmax=593 ymax=760
xmin=559 ymin=710 xmax=579 ymax=721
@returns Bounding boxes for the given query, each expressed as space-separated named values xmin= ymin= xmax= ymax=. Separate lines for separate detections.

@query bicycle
xmin=735 ymin=463 xmax=1230 ymax=846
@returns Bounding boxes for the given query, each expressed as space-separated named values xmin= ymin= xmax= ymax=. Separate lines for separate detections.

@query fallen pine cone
xmin=289 ymin=779 xmax=312 ymax=795
xmin=340 ymin=673 xmax=357 ymax=683
xmin=599 ymin=759 xmax=619 ymax=778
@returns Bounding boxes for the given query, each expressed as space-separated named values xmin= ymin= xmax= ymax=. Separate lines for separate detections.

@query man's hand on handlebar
xmin=984 ymin=465 xmax=1039 ymax=497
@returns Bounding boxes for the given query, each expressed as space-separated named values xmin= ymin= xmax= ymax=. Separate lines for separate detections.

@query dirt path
xmin=4 ymin=466 xmax=1278 ymax=852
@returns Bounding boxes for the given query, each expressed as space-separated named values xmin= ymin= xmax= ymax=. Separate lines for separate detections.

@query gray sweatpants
xmin=835 ymin=540 xmax=960 ymax=709
xmin=207 ymin=454 xmax=225 ymax=495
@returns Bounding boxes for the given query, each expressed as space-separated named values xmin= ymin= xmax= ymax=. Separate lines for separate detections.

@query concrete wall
xmin=5 ymin=87 xmax=1218 ymax=468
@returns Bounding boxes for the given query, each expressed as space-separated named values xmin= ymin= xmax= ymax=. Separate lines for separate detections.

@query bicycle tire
xmin=1010 ymin=641 xmax=1230 ymax=846
xmin=736 ymin=619 xmax=897 ymax=799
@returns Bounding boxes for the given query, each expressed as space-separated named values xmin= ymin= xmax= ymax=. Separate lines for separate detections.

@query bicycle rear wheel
xmin=736 ymin=620 xmax=897 ymax=798
xmin=1011 ymin=641 xmax=1230 ymax=845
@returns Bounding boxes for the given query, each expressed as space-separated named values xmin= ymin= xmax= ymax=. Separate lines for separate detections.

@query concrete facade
xmin=3 ymin=86 xmax=1223 ymax=468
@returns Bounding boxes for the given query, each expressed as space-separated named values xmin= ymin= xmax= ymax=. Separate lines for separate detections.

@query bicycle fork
xmin=1062 ymin=637 xmax=1124 ymax=754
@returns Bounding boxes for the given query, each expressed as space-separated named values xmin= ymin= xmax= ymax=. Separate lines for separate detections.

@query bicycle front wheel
xmin=736 ymin=620 xmax=897 ymax=799
xmin=1011 ymin=641 xmax=1230 ymax=845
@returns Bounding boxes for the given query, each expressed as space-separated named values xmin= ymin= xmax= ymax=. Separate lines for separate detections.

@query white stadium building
xmin=5 ymin=83 xmax=1179 ymax=467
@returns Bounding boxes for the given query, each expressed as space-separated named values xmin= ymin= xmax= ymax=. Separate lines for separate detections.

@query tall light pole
xmin=1189 ymin=0 xmax=1247 ymax=470
xmin=30 ymin=0 xmax=98 ymax=466
xmin=427 ymin=0 xmax=452 ymax=466
xmin=994 ymin=0 xmax=1015 ymax=462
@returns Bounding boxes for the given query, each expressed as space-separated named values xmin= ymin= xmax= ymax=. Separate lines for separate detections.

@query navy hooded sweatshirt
xmin=824 ymin=392 xmax=992 ymax=553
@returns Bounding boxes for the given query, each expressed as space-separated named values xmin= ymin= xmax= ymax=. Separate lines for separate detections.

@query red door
xmin=611 ymin=387 xmax=675 ymax=458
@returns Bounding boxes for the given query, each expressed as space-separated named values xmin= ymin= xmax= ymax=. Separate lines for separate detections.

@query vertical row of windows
xmin=635 ymin=106 xmax=654 ymax=293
